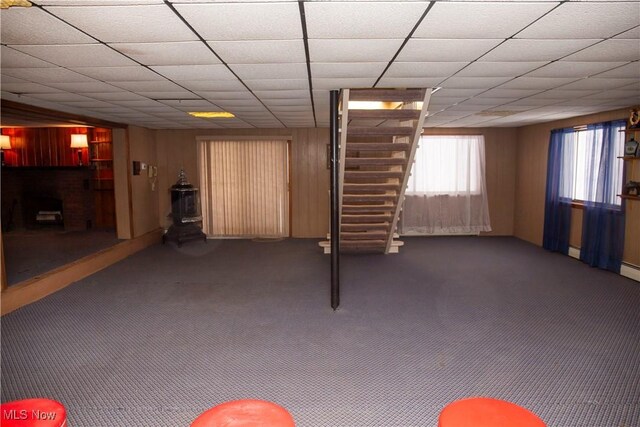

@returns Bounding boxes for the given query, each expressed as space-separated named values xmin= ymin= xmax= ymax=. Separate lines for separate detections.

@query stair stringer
xmin=384 ymin=88 xmax=433 ymax=254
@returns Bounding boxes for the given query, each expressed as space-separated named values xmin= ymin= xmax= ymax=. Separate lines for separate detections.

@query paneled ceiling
xmin=1 ymin=0 xmax=639 ymax=129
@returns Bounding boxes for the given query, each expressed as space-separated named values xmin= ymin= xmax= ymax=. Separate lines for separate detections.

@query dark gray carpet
xmin=3 ymin=229 xmax=120 ymax=285
xmin=1 ymin=237 xmax=639 ymax=426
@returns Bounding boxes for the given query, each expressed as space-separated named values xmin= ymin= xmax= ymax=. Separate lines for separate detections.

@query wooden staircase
xmin=320 ymin=88 xmax=433 ymax=254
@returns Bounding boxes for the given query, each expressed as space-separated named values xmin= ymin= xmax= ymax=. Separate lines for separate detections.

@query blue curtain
xmin=580 ymin=120 xmax=626 ymax=273
xmin=543 ymin=128 xmax=575 ymax=254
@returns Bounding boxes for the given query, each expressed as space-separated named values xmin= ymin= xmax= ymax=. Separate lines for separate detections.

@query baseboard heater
xmin=568 ymin=246 xmax=640 ymax=282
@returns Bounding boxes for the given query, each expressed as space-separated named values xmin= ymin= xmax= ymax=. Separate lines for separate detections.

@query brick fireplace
xmin=1 ymin=167 xmax=95 ymax=231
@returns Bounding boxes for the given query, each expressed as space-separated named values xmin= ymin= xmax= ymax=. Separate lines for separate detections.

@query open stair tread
xmin=346 ymin=143 xmax=410 ymax=151
xmin=349 ymin=88 xmax=426 ymax=102
xmin=348 ymin=109 xmax=421 ymax=120
xmin=348 ymin=126 xmax=414 ymax=136
xmin=345 ymin=157 xmax=407 ymax=166
xmin=341 ymin=223 xmax=390 ymax=231
xmin=345 ymin=170 xmax=404 ymax=178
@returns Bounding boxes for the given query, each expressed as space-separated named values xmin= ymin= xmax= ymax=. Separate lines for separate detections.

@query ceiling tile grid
xmin=0 ymin=1 xmax=638 ymax=129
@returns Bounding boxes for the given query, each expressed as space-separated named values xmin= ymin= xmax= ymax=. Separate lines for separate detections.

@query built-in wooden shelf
xmin=620 ymin=195 xmax=640 ymax=201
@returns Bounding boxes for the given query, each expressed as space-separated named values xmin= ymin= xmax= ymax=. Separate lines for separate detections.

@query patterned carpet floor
xmin=2 ymin=237 xmax=639 ymax=426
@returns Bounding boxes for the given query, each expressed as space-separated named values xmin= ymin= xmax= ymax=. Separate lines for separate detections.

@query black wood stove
xmin=162 ymin=169 xmax=207 ymax=246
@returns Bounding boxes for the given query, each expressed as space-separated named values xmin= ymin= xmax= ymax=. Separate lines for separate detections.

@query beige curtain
xmin=198 ymin=139 xmax=289 ymax=237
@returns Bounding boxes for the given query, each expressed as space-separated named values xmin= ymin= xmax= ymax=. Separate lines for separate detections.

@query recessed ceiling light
xmin=188 ymin=112 xmax=235 ymax=119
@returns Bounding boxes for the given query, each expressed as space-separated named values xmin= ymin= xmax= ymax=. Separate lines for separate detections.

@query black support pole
xmin=330 ymin=90 xmax=340 ymax=310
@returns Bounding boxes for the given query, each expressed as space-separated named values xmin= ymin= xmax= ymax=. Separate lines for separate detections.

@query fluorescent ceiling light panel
xmin=188 ymin=111 xmax=235 ymax=118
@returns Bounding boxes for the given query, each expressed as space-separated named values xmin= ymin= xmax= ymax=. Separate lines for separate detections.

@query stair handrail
xmin=384 ymin=88 xmax=433 ymax=254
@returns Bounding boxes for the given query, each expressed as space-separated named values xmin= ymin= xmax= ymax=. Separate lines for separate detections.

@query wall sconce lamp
xmin=70 ymin=134 xmax=88 ymax=166
xmin=0 ymin=135 xmax=11 ymax=166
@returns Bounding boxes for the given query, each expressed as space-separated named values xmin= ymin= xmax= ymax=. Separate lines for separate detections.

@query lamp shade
xmin=0 ymin=135 xmax=11 ymax=150
xmin=70 ymin=134 xmax=88 ymax=148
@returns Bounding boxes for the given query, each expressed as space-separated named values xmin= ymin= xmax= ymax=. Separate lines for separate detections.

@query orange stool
xmin=191 ymin=399 xmax=295 ymax=427
xmin=0 ymin=398 xmax=67 ymax=427
xmin=439 ymin=397 xmax=546 ymax=427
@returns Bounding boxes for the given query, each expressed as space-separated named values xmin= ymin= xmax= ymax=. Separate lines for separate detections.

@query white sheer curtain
xmin=401 ymin=135 xmax=491 ymax=235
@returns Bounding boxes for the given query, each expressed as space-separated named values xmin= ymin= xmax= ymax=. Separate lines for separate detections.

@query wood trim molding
xmin=1 ymin=99 xmax=127 ymax=129
xmin=1 ymin=229 xmax=162 ymax=316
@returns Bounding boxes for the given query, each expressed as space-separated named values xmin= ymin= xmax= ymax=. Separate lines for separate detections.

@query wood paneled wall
xmin=515 ymin=107 xmax=640 ymax=266
xmin=155 ymin=128 xmax=330 ymax=238
xmin=1 ymin=127 xmax=91 ymax=167
xmin=128 ymin=126 xmax=160 ymax=237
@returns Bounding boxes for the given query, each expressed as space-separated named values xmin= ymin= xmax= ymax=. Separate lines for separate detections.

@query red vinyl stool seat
xmin=191 ymin=399 xmax=295 ymax=427
xmin=439 ymin=397 xmax=546 ymax=427
xmin=0 ymin=398 xmax=67 ymax=427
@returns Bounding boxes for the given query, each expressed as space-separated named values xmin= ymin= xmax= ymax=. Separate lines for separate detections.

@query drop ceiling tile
xmin=1 ymin=67 xmax=95 ymax=83
xmin=262 ymin=99 xmax=310 ymax=107
xmin=305 ymin=1 xmax=428 ymax=39
xmin=157 ymin=99 xmax=216 ymax=107
xmin=0 ymin=82 xmax=63 ymax=94
xmin=529 ymin=89 xmax=602 ymax=99
xmin=564 ymin=39 xmax=640 ymax=62
xmin=45 ymin=5 xmax=197 ymax=43
xmin=478 ymin=88 xmax=542 ymax=98
xmin=503 ymin=98 xmax=562 ymax=107
xmin=593 ymin=62 xmax=640 ymax=79
xmin=440 ymin=76 xmax=512 ymax=89
xmin=480 ymin=39 xmax=600 ymax=62
xmin=311 ymin=62 xmax=388 ymax=78
xmin=517 ymin=2 xmax=640 ymax=39
xmin=230 ymin=63 xmax=307 ymax=80
xmin=457 ymin=97 xmax=508 ymax=107
xmin=526 ymin=61 xmax=629 ymax=78
xmin=448 ymin=101 xmax=500 ymax=111
xmin=611 ymin=81 xmax=640 ymax=92
xmin=150 ymin=64 xmax=235 ymax=81
xmin=197 ymin=91 xmax=256 ymax=101
xmin=244 ymin=79 xmax=309 ymax=91
xmin=615 ymin=26 xmax=640 ymax=39
xmin=456 ymin=62 xmax=549 ymax=78
xmin=109 ymin=99 xmax=167 ymax=108
xmin=557 ymin=77 xmax=638 ymax=91
xmin=12 ymin=44 xmax=136 ymax=68
xmin=431 ymin=88 xmax=487 ymax=98
xmin=0 ymin=7 xmax=95 ymax=45
xmin=109 ymin=80 xmax=186 ymax=92
xmin=313 ymin=78 xmax=376 ymax=90
xmin=138 ymin=91 xmax=198 ymax=99
xmin=385 ymin=62 xmax=468 ymax=78
xmin=376 ymin=77 xmax=443 ymax=88
xmin=500 ymin=77 xmax=579 ymax=90
xmin=27 ymin=92 xmax=95 ymax=102
xmin=0 ymin=46 xmax=56 ymax=68
xmin=60 ymin=100 xmax=117 ymax=108
xmin=216 ymin=99 xmax=264 ymax=107
xmin=179 ymin=80 xmax=247 ymax=92
xmin=109 ymin=42 xmax=220 ymax=66
xmin=174 ymin=2 xmax=301 ymax=40
xmin=398 ymin=39 xmax=503 ymax=62
xmin=269 ymin=105 xmax=313 ymax=113
xmin=46 ymin=81 xmax=124 ymax=93
xmin=208 ymin=40 xmax=305 ymax=64
xmin=83 ymin=92 xmax=149 ymax=101
xmin=309 ymin=39 xmax=403 ymax=63
xmin=254 ymin=90 xmax=309 ymax=99
xmin=415 ymin=2 xmax=556 ymax=39
xmin=71 ymin=66 xmax=163 ymax=81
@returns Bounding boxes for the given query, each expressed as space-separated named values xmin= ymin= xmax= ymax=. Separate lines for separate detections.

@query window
xmin=401 ymin=134 xmax=491 ymax=235
xmin=560 ymin=123 xmax=625 ymax=206
xmin=406 ymin=135 xmax=484 ymax=195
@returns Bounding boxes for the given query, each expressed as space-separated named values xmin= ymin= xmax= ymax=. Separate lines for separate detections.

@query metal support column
xmin=330 ymin=90 xmax=340 ymax=310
